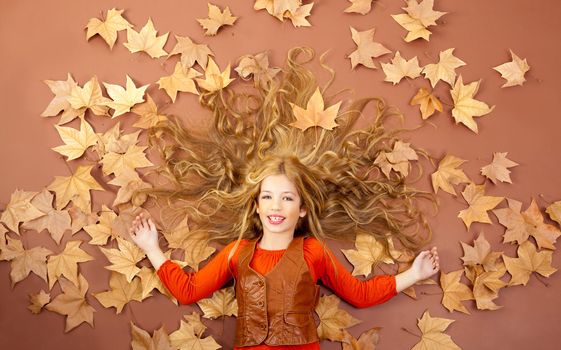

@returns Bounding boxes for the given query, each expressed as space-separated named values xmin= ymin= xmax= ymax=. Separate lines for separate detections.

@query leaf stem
xmin=401 ymin=327 xmax=420 ymax=338
xmin=421 ymin=291 xmax=443 ymax=296
xmin=534 ymin=274 xmax=550 ymax=288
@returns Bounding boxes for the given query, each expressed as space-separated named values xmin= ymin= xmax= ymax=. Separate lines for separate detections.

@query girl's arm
xmin=395 ymin=247 xmax=440 ymax=292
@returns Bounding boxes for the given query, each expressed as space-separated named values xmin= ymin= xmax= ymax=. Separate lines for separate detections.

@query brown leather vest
xmin=234 ymin=237 xmax=320 ymax=347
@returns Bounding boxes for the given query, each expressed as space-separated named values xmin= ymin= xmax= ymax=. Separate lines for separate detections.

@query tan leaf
xmin=183 ymin=312 xmax=208 ymax=337
xmin=403 ymin=0 xmax=447 ymax=27
xmin=168 ymin=35 xmax=214 ymax=69
xmin=103 ymin=75 xmax=149 ymax=118
xmin=197 ymin=286 xmax=237 ymax=319
xmin=480 ymin=152 xmax=519 ymax=184
xmin=410 ymin=87 xmax=443 ymax=119
xmin=28 ymin=290 xmax=51 ymax=314
xmin=124 ymin=18 xmax=169 ymax=58
xmin=422 ymin=48 xmax=466 ymax=87
xmin=52 ymin=119 xmax=98 ymax=160
xmin=342 ymin=233 xmax=394 ymax=277
xmin=430 ymin=154 xmax=471 ymax=195
xmin=158 ymin=62 xmax=201 ymax=102
xmin=41 ymin=73 xmax=83 ymax=124
xmin=131 ymin=322 xmax=173 ymax=350
xmin=412 ymin=310 xmax=461 ymax=350
xmin=131 ymin=94 xmax=169 ymax=129
xmin=472 ymin=262 xmax=507 ymax=311
xmin=494 ymin=198 xmax=561 ymax=250
xmin=0 ymin=189 xmax=44 ymax=233
xmin=108 ymin=169 xmax=152 ymax=207
xmin=286 ymin=3 xmax=314 ymax=27
xmin=460 ymin=232 xmax=502 ymax=272
xmin=450 ymin=76 xmax=495 ymax=133
xmin=47 ymin=165 xmax=104 ymax=213
xmin=493 ymin=50 xmax=530 ymax=88
xmin=83 ymin=206 xmax=118 ymax=245
xmin=197 ymin=3 xmax=237 ymax=36
xmin=503 ymin=241 xmax=556 ymax=286
xmin=439 ymin=270 xmax=474 ymax=314
xmin=289 ymin=87 xmax=341 ymax=131
xmin=100 ymin=237 xmax=145 ymax=282
xmin=68 ymin=205 xmax=97 ymax=235
xmin=96 ymin=122 xmax=141 ymax=155
xmin=85 ymin=8 xmax=132 ymax=49
xmin=94 ymin=271 xmax=143 ymax=313
xmin=195 ymin=57 xmax=235 ymax=92
xmin=381 ymin=51 xmax=422 ymax=85
xmin=67 ymin=76 xmax=111 ymax=116
xmin=391 ymin=13 xmax=431 ymax=42
xmin=137 ymin=266 xmax=177 ymax=304
xmin=99 ymin=145 xmax=153 ymax=177
xmin=348 ymin=27 xmax=391 ymax=69
xmin=47 ymin=240 xmax=94 ymax=289
xmin=235 ymin=52 xmax=280 ymax=89
xmin=342 ymin=327 xmax=380 ymax=350
xmin=374 ymin=140 xmax=418 ymax=178
xmin=169 ymin=317 xmax=221 ymax=350
xmin=316 ymin=294 xmax=361 ymax=341
xmin=546 ymin=201 xmax=561 ymax=227
xmin=163 ymin=217 xmax=216 ymax=271
xmin=344 ymin=0 xmax=374 ymax=15
xmin=45 ymin=275 xmax=95 ymax=332
xmin=458 ymin=183 xmax=504 ymax=229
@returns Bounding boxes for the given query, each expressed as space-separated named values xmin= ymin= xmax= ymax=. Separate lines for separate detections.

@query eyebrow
xmin=260 ymin=190 xmax=297 ymax=195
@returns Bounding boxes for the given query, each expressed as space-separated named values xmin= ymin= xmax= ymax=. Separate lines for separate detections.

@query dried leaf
xmin=430 ymin=155 xmax=471 ymax=195
xmin=131 ymin=94 xmax=169 ymax=129
xmin=131 ymin=322 xmax=173 ymax=350
xmin=235 ymin=52 xmax=280 ymax=89
xmin=45 ymin=275 xmax=95 ymax=332
xmin=168 ymin=35 xmax=214 ymax=69
xmin=503 ymin=241 xmax=556 ymax=286
xmin=315 ymin=294 xmax=361 ymax=342
xmin=344 ymin=0 xmax=374 ymax=15
xmin=124 ymin=18 xmax=169 ymax=58
xmin=196 ymin=286 xmax=237 ymax=319
xmin=460 ymin=232 xmax=502 ymax=272
xmin=100 ymin=237 xmax=145 ymax=282
xmin=84 ymin=205 xmax=118 ymax=245
xmin=381 ymin=51 xmax=422 ymax=85
xmin=493 ymin=50 xmax=530 ymax=88
xmin=342 ymin=327 xmax=380 ymax=350
xmin=52 ymin=119 xmax=98 ymax=160
xmin=480 ymin=152 xmax=519 ymax=184
xmin=412 ymin=310 xmax=461 ymax=350
xmin=197 ymin=3 xmax=237 ymax=36
xmin=103 ymin=75 xmax=149 ymax=118
xmin=86 ymin=8 xmax=132 ymax=49
xmin=169 ymin=317 xmax=221 ymax=350
xmin=546 ymin=201 xmax=561 ymax=227
xmin=0 ymin=189 xmax=44 ymax=233
xmin=391 ymin=13 xmax=431 ymax=42
xmin=348 ymin=27 xmax=391 ymax=69
xmin=99 ymin=144 xmax=153 ymax=177
xmin=472 ymin=262 xmax=507 ymax=311
xmin=374 ymin=140 xmax=418 ymax=178
xmin=0 ymin=235 xmax=51 ymax=287
xmin=403 ymin=0 xmax=446 ymax=27
xmin=286 ymin=3 xmax=314 ymax=27
xmin=28 ymin=290 xmax=51 ymax=314
xmin=68 ymin=205 xmax=98 ymax=235
xmin=450 ymin=76 xmax=495 ymax=134
xmin=439 ymin=270 xmax=474 ymax=314
xmin=47 ymin=240 xmax=94 ymax=289
xmin=108 ymin=169 xmax=152 ymax=207
xmin=163 ymin=217 xmax=216 ymax=271
xmin=41 ymin=73 xmax=83 ymax=124
xmin=289 ymin=87 xmax=341 ymax=131
xmin=67 ymin=76 xmax=111 ymax=116
xmin=47 ymin=165 xmax=104 ymax=213
xmin=158 ymin=62 xmax=201 ymax=102
xmin=458 ymin=183 xmax=504 ymax=229
xmin=410 ymin=87 xmax=443 ymax=119
xmin=422 ymin=49 xmax=466 ymax=88
xmin=137 ymin=266 xmax=177 ymax=304
xmin=94 ymin=271 xmax=143 ymax=313
xmin=342 ymin=233 xmax=394 ymax=277
xmin=195 ymin=57 xmax=235 ymax=92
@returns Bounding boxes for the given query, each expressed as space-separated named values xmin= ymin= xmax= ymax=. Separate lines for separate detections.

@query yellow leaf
xmin=196 ymin=286 xmax=238 ymax=319
xmin=99 ymin=144 xmax=153 ymax=177
xmin=341 ymin=327 xmax=381 ymax=350
xmin=67 ymin=76 xmax=111 ymax=116
xmin=412 ymin=310 xmax=461 ymax=350
xmin=381 ymin=51 xmax=422 ymax=85
xmin=493 ymin=50 xmax=530 ymax=88
xmin=94 ymin=271 xmax=143 ymax=313
xmin=235 ymin=52 xmax=281 ymax=89
xmin=137 ymin=266 xmax=177 ymax=304
xmin=422 ymin=48 xmax=466 ymax=87
xmin=348 ymin=27 xmax=391 ymax=69
xmin=450 ymin=76 xmax=495 ymax=133
xmin=546 ymin=201 xmax=561 ymax=227
xmin=503 ymin=241 xmax=557 ymax=286
xmin=480 ymin=152 xmax=518 ymax=184
xmin=472 ymin=263 xmax=507 ymax=311
xmin=169 ymin=35 xmax=214 ymax=69
xmin=84 ymin=206 xmax=118 ymax=245
xmin=286 ymin=3 xmax=314 ymax=27
xmin=85 ymin=8 xmax=132 ymax=49
xmin=45 ymin=275 xmax=95 ymax=332
xmin=374 ymin=140 xmax=418 ymax=178
xmin=108 ymin=169 xmax=152 ymax=207
xmin=103 ymin=75 xmax=149 ymax=118
xmin=47 ymin=165 xmax=104 ymax=213
xmin=158 ymin=62 xmax=201 ymax=102
xmin=410 ymin=87 xmax=443 ymax=119
xmin=47 ymin=240 xmax=94 ymax=289
xmin=100 ymin=237 xmax=145 ymax=282
xmin=342 ymin=234 xmax=394 ymax=277
xmin=21 ymin=190 xmax=71 ymax=244
xmin=344 ymin=0 xmax=374 ymax=15
xmin=195 ymin=57 xmax=235 ymax=92
xmin=0 ymin=235 xmax=52 ymax=287
xmin=28 ymin=290 xmax=50 ymax=314
xmin=439 ymin=270 xmax=473 ymax=314
xmin=289 ymin=87 xmax=341 ymax=131
xmin=131 ymin=94 xmax=169 ymax=129
xmin=169 ymin=317 xmax=221 ymax=350
xmin=403 ymin=0 xmax=447 ymax=27
xmin=430 ymin=154 xmax=471 ymax=195
xmin=0 ymin=189 xmax=44 ymax=233
xmin=41 ymin=73 xmax=83 ymax=124
xmin=391 ymin=13 xmax=432 ymax=42
xmin=458 ymin=183 xmax=504 ymax=229
xmin=315 ymin=294 xmax=361 ymax=341
xmin=460 ymin=232 xmax=502 ymax=272
xmin=197 ymin=3 xmax=237 ymax=36
xmin=52 ymin=119 xmax=98 ymax=160
xmin=68 ymin=205 xmax=98 ymax=235
xmin=131 ymin=322 xmax=173 ymax=350
xmin=124 ymin=18 xmax=169 ymax=58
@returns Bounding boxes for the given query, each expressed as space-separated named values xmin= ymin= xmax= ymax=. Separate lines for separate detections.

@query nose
xmin=271 ymin=197 xmax=281 ymax=210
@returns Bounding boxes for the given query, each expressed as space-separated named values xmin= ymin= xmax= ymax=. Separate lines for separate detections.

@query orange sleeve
xmin=156 ymin=240 xmax=245 ymax=305
xmin=304 ymin=238 xmax=397 ymax=308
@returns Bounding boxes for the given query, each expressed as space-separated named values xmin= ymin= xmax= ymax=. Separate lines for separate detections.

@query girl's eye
xmin=261 ymin=195 xmax=271 ymax=199
xmin=283 ymin=196 xmax=294 ymax=201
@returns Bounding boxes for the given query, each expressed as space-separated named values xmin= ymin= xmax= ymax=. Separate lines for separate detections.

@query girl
xmin=129 ymin=47 xmax=440 ymax=348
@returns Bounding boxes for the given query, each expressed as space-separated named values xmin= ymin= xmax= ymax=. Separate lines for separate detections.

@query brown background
xmin=1 ymin=0 xmax=561 ymax=349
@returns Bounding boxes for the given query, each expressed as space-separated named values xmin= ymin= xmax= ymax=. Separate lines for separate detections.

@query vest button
xmin=257 ymin=301 xmax=264 ymax=307
xmin=260 ymin=323 xmax=267 ymax=330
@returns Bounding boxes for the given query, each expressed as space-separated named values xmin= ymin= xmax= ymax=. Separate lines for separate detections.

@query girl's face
xmin=256 ymin=174 xmax=307 ymax=238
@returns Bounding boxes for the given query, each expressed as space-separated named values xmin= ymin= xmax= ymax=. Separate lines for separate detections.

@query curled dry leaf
xmin=103 ymin=75 xmax=149 ymax=118
xmin=130 ymin=322 xmax=173 ymax=350
xmin=85 ymin=8 xmax=132 ymax=49
xmin=480 ymin=152 xmax=519 ymax=184
xmin=342 ymin=233 xmax=394 ymax=277
xmin=430 ymin=154 xmax=471 ymax=196
xmin=168 ymin=35 xmax=214 ymax=69
xmin=381 ymin=51 xmax=422 ymax=85
xmin=169 ymin=314 xmax=221 ymax=350
xmin=235 ymin=52 xmax=280 ymax=89
xmin=197 ymin=3 xmax=237 ymax=36
xmin=374 ymin=140 xmax=418 ymax=178
xmin=84 ymin=205 xmax=118 ymax=245
xmin=52 ymin=119 xmax=98 ymax=161
xmin=28 ymin=290 xmax=51 ymax=314
xmin=472 ymin=262 xmax=507 ymax=311
xmin=196 ymin=286 xmax=238 ymax=319
xmin=0 ymin=234 xmax=52 ymax=287
xmin=344 ymin=0 xmax=374 ymax=15
xmin=458 ymin=183 xmax=504 ymax=230
xmin=546 ymin=201 xmax=561 ymax=227
xmin=289 ymin=87 xmax=341 ymax=131
xmin=421 ymin=48 xmax=466 ymax=88
xmin=195 ymin=57 xmax=235 ymax=92
xmin=439 ymin=270 xmax=474 ymax=314
xmin=460 ymin=232 xmax=502 ymax=272
xmin=68 ymin=205 xmax=97 ymax=235
xmin=411 ymin=310 xmax=461 ymax=350
xmin=124 ymin=18 xmax=169 ymax=58
xmin=254 ymin=0 xmax=312 ymax=27
xmin=158 ymin=62 xmax=201 ymax=102
xmin=342 ymin=327 xmax=381 ymax=350
xmin=47 ymin=165 xmax=104 ymax=214
xmin=410 ymin=87 xmax=443 ymax=119
xmin=108 ymin=169 xmax=152 ymax=208
xmin=392 ymin=13 xmax=431 ymax=42
xmin=503 ymin=241 xmax=557 ymax=286
xmin=67 ymin=76 xmax=111 ymax=116
xmin=41 ymin=73 xmax=83 ymax=124
xmin=100 ymin=237 xmax=146 ymax=282
xmin=315 ymin=294 xmax=361 ymax=342
xmin=137 ymin=266 xmax=177 ymax=304
xmin=45 ymin=275 xmax=95 ymax=332
xmin=47 ymin=240 xmax=94 ymax=290
xmin=450 ymin=76 xmax=495 ymax=134
xmin=403 ymin=0 xmax=447 ymax=27
xmin=0 ymin=189 xmax=44 ymax=234
xmin=99 ymin=144 xmax=153 ymax=177
xmin=94 ymin=271 xmax=143 ymax=313
xmin=348 ymin=27 xmax=391 ymax=70
xmin=131 ymin=94 xmax=169 ymax=129
xmin=493 ymin=50 xmax=530 ymax=88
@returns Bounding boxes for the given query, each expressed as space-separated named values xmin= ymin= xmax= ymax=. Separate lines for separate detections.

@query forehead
xmin=260 ymin=174 xmax=299 ymax=194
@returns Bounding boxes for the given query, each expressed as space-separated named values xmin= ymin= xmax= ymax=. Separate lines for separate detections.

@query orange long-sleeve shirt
xmin=157 ymin=237 xmax=397 ymax=350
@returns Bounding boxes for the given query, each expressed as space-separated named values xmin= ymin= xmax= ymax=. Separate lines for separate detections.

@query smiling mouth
xmin=267 ymin=215 xmax=285 ymax=224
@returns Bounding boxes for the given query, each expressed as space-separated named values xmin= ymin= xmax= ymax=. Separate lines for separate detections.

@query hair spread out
xmin=143 ymin=47 xmax=434 ymax=260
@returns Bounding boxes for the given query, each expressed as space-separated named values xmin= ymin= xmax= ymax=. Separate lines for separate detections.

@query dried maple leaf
xmin=392 ymin=13 xmax=431 ymax=42
xmin=28 ymin=290 xmax=51 ymax=314
xmin=254 ymin=0 xmax=300 ymax=21
xmin=95 ymin=123 xmax=141 ymax=155
xmin=458 ymin=183 xmax=504 ymax=229
xmin=196 ymin=286 xmax=237 ymax=319
xmin=460 ymin=232 xmax=502 ymax=272
xmin=52 ymin=119 xmax=98 ymax=160
xmin=374 ymin=140 xmax=418 ymax=178
xmin=47 ymin=240 xmax=94 ymax=289
xmin=344 ymin=0 xmax=374 ymax=15
xmin=439 ymin=270 xmax=474 ymax=314
xmin=289 ymin=87 xmax=341 ymax=131
xmin=158 ymin=62 xmax=201 ymax=102
xmin=197 ymin=3 xmax=237 ymax=36
xmin=68 ymin=205 xmax=98 ymax=235
xmin=342 ymin=233 xmax=394 ymax=277
xmin=84 ymin=205 xmax=118 ymax=245
xmin=0 ymin=235 xmax=51 ymax=287
xmin=472 ymin=262 xmax=507 ymax=311
xmin=41 ymin=73 xmax=83 ymax=124
xmin=342 ymin=327 xmax=381 ymax=350
xmin=163 ymin=217 xmax=216 ymax=271
xmin=103 ymin=75 xmax=149 ymax=118
xmin=381 ymin=51 xmax=422 ymax=85
xmin=480 ymin=152 xmax=518 ymax=184
xmin=137 ymin=266 xmax=177 ymax=304
xmin=494 ymin=198 xmax=561 ymax=250
xmin=108 ymin=169 xmax=152 ymax=207
xmin=169 ymin=316 xmax=221 ymax=350
xmin=99 ymin=144 xmax=153 ymax=177
xmin=0 ymin=189 xmax=44 ymax=233
xmin=67 ymin=76 xmax=111 ymax=116
xmin=94 ymin=271 xmax=143 ymax=313
xmin=100 ymin=237 xmax=145 ymax=282
xmin=86 ymin=8 xmax=132 ymax=49
xmin=348 ymin=27 xmax=391 ymax=70
xmin=183 ymin=312 xmax=208 ymax=337
xmin=315 ymin=294 xmax=361 ymax=342
xmin=195 ymin=57 xmax=235 ymax=92
xmin=168 ymin=35 xmax=214 ymax=69
xmin=403 ymin=0 xmax=446 ymax=27
xmin=410 ymin=87 xmax=443 ymax=119
xmin=21 ymin=190 xmax=71 ymax=244
xmin=47 ymin=165 xmax=104 ymax=213
xmin=131 ymin=94 xmax=169 ymax=129
xmin=45 ymin=275 xmax=95 ymax=332
xmin=421 ymin=49 xmax=466 ymax=88
xmin=546 ymin=201 xmax=561 ymax=226
xmin=503 ymin=241 xmax=557 ymax=286
xmin=450 ymin=76 xmax=495 ymax=134
xmin=285 ymin=3 xmax=314 ymax=27
xmin=412 ymin=310 xmax=461 ymax=350
xmin=131 ymin=322 xmax=173 ymax=350
xmin=430 ymin=154 xmax=471 ymax=195
xmin=124 ymin=18 xmax=169 ymax=58
xmin=235 ymin=52 xmax=280 ymax=89
xmin=493 ymin=50 xmax=530 ymax=88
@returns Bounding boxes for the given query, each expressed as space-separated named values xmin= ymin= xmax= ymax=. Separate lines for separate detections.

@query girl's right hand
xmin=129 ymin=213 xmax=159 ymax=253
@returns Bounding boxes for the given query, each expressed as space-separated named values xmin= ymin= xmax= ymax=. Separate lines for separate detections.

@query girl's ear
xmin=299 ymin=206 xmax=307 ymax=218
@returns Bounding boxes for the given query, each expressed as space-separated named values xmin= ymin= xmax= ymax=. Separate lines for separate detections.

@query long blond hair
xmin=146 ymin=47 xmax=433 ymax=256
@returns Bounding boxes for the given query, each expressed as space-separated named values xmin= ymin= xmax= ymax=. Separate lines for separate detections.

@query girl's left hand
xmin=411 ymin=247 xmax=440 ymax=281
